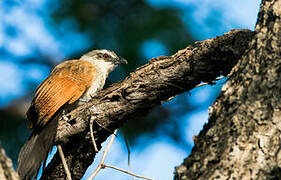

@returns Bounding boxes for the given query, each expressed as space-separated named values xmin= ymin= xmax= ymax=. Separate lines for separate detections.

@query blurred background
xmin=0 ymin=0 xmax=260 ymax=179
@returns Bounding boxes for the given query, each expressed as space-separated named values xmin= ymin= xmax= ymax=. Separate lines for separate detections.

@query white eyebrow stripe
xmin=98 ymin=50 xmax=118 ymax=58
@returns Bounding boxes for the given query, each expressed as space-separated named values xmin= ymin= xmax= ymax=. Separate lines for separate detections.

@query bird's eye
xmin=103 ymin=54 xmax=110 ymax=59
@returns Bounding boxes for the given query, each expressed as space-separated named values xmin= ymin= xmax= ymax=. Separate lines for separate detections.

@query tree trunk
xmin=174 ymin=0 xmax=281 ymax=179
xmin=0 ymin=143 xmax=19 ymax=180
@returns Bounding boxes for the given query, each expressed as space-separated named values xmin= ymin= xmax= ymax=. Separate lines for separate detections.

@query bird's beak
xmin=117 ymin=57 xmax=128 ymax=64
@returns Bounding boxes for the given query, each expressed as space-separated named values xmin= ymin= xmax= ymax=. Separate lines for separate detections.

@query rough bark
xmin=40 ymin=29 xmax=254 ymax=179
xmin=174 ymin=0 xmax=281 ymax=179
xmin=0 ymin=143 xmax=19 ymax=180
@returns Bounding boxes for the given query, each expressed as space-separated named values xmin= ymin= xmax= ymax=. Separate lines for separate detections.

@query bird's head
xmin=80 ymin=49 xmax=127 ymax=67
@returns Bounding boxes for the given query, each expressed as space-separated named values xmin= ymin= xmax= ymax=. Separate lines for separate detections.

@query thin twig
xmin=195 ymin=76 xmax=226 ymax=88
xmin=95 ymin=119 xmax=114 ymax=135
xmin=57 ymin=145 xmax=72 ymax=180
xmin=123 ymin=133 xmax=131 ymax=166
xmin=90 ymin=118 xmax=99 ymax=153
xmin=103 ymin=164 xmax=155 ymax=180
xmin=88 ymin=129 xmax=118 ymax=180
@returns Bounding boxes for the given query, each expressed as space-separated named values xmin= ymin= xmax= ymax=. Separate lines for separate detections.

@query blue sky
xmin=0 ymin=0 xmax=261 ymax=179
xmin=146 ymin=0 xmax=261 ymax=39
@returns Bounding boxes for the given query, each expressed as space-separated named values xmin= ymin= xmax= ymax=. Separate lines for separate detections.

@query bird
xmin=17 ymin=49 xmax=127 ymax=180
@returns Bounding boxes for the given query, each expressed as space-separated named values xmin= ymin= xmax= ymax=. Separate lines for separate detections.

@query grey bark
xmin=40 ymin=29 xmax=254 ymax=179
xmin=174 ymin=0 xmax=281 ymax=179
xmin=0 ymin=143 xmax=19 ymax=180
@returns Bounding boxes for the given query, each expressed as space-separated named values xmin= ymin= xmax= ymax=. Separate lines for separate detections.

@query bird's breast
xmin=80 ymin=69 xmax=106 ymax=101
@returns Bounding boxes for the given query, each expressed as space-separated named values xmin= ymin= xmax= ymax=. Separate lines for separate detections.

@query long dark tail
xmin=17 ymin=118 xmax=58 ymax=180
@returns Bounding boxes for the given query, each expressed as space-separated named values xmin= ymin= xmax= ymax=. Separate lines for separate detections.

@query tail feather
xmin=17 ymin=118 xmax=58 ymax=180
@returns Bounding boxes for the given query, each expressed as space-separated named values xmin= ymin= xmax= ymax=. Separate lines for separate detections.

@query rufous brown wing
xmin=18 ymin=60 xmax=96 ymax=180
xmin=26 ymin=60 xmax=96 ymax=129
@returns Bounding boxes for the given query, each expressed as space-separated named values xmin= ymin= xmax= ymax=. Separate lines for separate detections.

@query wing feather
xmin=26 ymin=60 xmax=96 ymax=129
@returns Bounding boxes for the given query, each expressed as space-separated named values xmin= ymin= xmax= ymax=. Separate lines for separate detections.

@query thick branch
xmin=41 ymin=29 xmax=254 ymax=179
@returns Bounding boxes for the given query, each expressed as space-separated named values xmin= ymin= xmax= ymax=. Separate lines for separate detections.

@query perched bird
xmin=17 ymin=49 xmax=127 ymax=180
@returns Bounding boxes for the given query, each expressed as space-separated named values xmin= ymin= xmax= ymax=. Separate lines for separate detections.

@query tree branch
xmin=0 ymin=143 xmax=19 ymax=180
xmin=41 ymin=29 xmax=254 ymax=179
